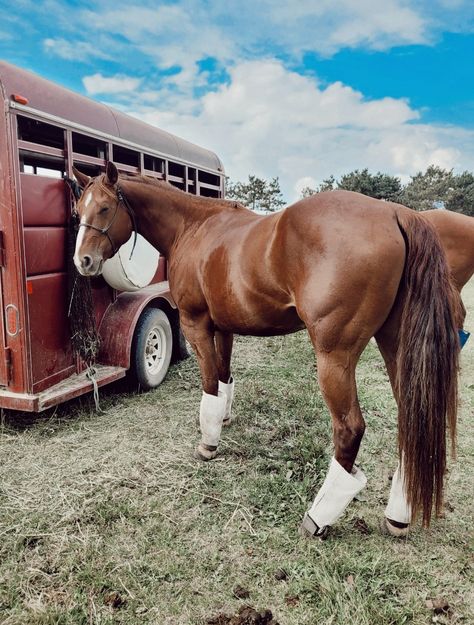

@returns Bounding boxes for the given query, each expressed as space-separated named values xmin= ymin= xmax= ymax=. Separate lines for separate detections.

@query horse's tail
xmin=395 ymin=209 xmax=461 ymax=526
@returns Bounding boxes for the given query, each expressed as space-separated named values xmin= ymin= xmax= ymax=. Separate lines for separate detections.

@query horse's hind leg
xmin=300 ymin=326 xmax=369 ymax=538
xmin=215 ymin=331 xmax=235 ymax=425
xmin=375 ymin=321 xmax=411 ymax=537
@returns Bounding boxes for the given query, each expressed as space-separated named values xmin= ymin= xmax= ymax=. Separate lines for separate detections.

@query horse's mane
xmin=118 ymin=172 xmax=247 ymax=211
xmin=119 ymin=172 xmax=178 ymax=190
xmin=89 ymin=171 xmax=247 ymax=212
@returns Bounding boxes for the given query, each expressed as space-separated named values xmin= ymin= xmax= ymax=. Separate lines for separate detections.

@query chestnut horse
xmin=72 ymin=162 xmax=472 ymax=538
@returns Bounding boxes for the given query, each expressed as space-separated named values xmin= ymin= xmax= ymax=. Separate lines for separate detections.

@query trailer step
xmin=0 ymin=365 xmax=127 ymax=412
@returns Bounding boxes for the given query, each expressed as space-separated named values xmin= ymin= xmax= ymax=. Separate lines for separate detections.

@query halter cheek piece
xmin=77 ymin=185 xmax=138 ymax=260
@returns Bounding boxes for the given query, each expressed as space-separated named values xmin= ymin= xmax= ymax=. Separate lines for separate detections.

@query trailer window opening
xmin=187 ymin=167 xmax=197 ymax=194
xmin=144 ymin=154 xmax=164 ymax=175
xmin=72 ymin=161 xmax=103 ymax=178
xmin=199 ymin=186 xmax=220 ymax=198
xmin=113 ymin=145 xmax=140 ymax=168
xmin=168 ymin=161 xmax=185 ymax=179
xmin=72 ymin=133 xmax=107 ymax=159
xmin=17 ymin=116 xmax=64 ymax=150
xmin=198 ymin=170 xmax=221 ymax=187
xmin=20 ymin=152 xmax=65 ymax=178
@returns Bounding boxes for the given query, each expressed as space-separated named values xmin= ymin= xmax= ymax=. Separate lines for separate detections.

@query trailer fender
xmin=98 ymin=284 xmax=175 ymax=369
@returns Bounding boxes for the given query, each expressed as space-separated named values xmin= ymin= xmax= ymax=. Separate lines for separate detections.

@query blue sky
xmin=1 ymin=0 xmax=473 ymax=200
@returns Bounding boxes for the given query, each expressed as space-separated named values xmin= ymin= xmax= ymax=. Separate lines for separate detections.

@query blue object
xmin=459 ymin=329 xmax=470 ymax=349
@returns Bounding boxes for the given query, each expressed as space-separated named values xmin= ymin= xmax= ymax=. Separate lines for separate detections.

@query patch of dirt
xmin=274 ymin=568 xmax=288 ymax=581
xmin=352 ymin=518 xmax=371 ymax=534
xmin=426 ymin=598 xmax=451 ymax=615
xmin=103 ymin=590 xmax=126 ymax=609
xmin=206 ymin=605 xmax=279 ymax=625
xmin=233 ymin=585 xmax=251 ymax=599
xmin=284 ymin=594 xmax=299 ymax=607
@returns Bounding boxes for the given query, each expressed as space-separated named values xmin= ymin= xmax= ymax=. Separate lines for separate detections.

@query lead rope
xmin=86 ymin=364 xmax=102 ymax=413
xmin=64 ymin=175 xmax=102 ymax=412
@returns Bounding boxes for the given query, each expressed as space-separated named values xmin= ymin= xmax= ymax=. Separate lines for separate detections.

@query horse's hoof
xmin=194 ymin=443 xmax=218 ymax=461
xmin=381 ymin=517 xmax=410 ymax=538
xmin=298 ymin=513 xmax=330 ymax=540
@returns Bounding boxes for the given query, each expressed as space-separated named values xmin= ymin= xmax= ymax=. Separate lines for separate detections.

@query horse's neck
xmin=123 ymin=180 xmax=218 ymax=256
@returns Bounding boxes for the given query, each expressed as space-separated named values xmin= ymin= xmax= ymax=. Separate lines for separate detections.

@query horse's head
xmin=73 ymin=162 xmax=134 ymax=276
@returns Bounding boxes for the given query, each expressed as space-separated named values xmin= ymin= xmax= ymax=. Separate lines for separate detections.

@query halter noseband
xmin=78 ymin=185 xmax=138 ymax=260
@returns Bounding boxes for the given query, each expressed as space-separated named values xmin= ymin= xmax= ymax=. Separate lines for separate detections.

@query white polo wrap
xmin=385 ymin=464 xmax=411 ymax=524
xmin=218 ymin=377 xmax=234 ymax=423
xmin=199 ymin=391 xmax=227 ymax=447
xmin=307 ymin=457 xmax=367 ymax=528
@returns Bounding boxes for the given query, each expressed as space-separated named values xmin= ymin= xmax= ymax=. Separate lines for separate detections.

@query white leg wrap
xmin=307 ymin=457 xmax=367 ymax=528
xmin=199 ymin=391 xmax=226 ymax=447
xmin=218 ymin=377 xmax=234 ymax=423
xmin=385 ymin=464 xmax=411 ymax=524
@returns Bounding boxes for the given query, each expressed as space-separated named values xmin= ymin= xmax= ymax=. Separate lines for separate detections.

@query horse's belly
xmin=211 ymin=296 xmax=305 ymax=336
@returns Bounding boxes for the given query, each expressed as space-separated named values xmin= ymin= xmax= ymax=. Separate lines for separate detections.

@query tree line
xmin=226 ymin=166 xmax=474 ymax=216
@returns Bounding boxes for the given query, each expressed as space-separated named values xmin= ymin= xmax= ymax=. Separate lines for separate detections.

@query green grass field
xmin=0 ymin=280 xmax=473 ymax=625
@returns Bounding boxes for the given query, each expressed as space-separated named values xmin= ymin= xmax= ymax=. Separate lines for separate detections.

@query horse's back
xmin=421 ymin=209 xmax=474 ymax=289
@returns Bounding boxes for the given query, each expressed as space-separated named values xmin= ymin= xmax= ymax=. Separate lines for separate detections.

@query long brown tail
xmin=395 ymin=210 xmax=461 ymax=526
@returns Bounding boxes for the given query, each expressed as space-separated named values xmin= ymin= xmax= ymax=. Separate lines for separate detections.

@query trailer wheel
xmin=130 ymin=308 xmax=173 ymax=390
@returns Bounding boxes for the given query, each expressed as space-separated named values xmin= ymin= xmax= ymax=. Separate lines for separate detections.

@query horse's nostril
xmin=81 ymin=255 xmax=93 ymax=270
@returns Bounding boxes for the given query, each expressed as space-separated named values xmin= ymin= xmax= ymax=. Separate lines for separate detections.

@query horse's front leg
xmin=181 ymin=315 xmax=227 ymax=461
xmin=215 ymin=330 xmax=235 ymax=425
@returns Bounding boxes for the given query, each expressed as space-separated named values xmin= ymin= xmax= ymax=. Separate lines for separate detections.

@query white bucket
xmin=102 ymin=234 xmax=160 ymax=292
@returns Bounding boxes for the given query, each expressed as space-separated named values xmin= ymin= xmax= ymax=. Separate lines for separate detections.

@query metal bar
xmin=18 ymin=139 xmax=64 ymax=158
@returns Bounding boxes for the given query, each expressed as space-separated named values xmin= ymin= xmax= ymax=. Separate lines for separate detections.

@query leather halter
xmin=78 ymin=185 xmax=138 ymax=259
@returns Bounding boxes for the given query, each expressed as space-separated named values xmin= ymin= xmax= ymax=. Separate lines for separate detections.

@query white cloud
xmin=125 ymin=59 xmax=474 ymax=201
xmin=82 ymin=73 xmax=142 ymax=95
xmin=43 ymin=38 xmax=113 ymax=62
xmin=252 ymin=0 xmax=429 ymax=54
xmin=56 ymin=0 xmax=433 ymax=95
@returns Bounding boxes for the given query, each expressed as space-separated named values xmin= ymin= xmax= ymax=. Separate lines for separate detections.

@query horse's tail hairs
xmin=395 ymin=210 xmax=461 ymax=527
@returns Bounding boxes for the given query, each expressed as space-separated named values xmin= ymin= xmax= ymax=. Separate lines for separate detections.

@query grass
xmin=0 ymin=279 xmax=473 ymax=625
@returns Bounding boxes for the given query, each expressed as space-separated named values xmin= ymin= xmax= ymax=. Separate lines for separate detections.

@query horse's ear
xmin=105 ymin=161 xmax=119 ymax=186
xmin=72 ymin=166 xmax=91 ymax=188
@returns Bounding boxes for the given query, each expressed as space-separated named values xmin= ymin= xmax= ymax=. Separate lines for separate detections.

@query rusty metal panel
xmin=26 ymin=273 xmax=75 ymax=392
xmin=0 ymin=84 xmax=29 ymax=392
xmin=21 ymin=174 xmax=67 ymax=226
xmin=24 ymin=227 xmax=66 ymax=275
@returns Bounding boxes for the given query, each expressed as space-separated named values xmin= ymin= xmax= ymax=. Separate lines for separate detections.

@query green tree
xmin=338 ymin=168 xmax=402 ymax=201
xmin=226 ymin=175 xmax=286 ymax=212
xmin=300 ymin=171 xmax=401 ymax=201
xmin=445 ymin=171 xmax=474 ymax=217
xmin=399 ymin=165 xmax=455 ymax=211
xmin=300 ymin=176 xmax=335 ymax=198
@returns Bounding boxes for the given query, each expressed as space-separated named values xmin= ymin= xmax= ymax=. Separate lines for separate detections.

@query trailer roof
xmin=0 ymin=61 xmax=223 ymax=173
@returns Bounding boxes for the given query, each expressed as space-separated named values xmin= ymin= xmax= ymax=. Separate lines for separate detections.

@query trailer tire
xmin=130 ymin=308 xmax=173 ymax=390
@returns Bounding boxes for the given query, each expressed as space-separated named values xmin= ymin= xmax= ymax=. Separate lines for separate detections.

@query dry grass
xmin=0 ymin=280 xmax=472 ymax=625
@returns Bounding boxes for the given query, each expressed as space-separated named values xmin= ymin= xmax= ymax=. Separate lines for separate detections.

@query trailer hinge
xmin=4 ymin=347 xmax=12 ymax=383
xmin=0 ymin=232 xmax=5 ymax=267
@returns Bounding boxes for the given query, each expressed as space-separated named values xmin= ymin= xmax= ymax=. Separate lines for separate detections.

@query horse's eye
xmin=99 ymin=206 xmax=109 ymax=214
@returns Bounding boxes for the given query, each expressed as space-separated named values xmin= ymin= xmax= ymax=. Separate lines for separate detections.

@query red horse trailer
xmin=0 ymin=61 xmax=225 ymax=411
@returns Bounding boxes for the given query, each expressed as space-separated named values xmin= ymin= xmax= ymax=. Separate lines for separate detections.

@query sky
xmin=1 ymin=0 xmax=473 ymax=201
